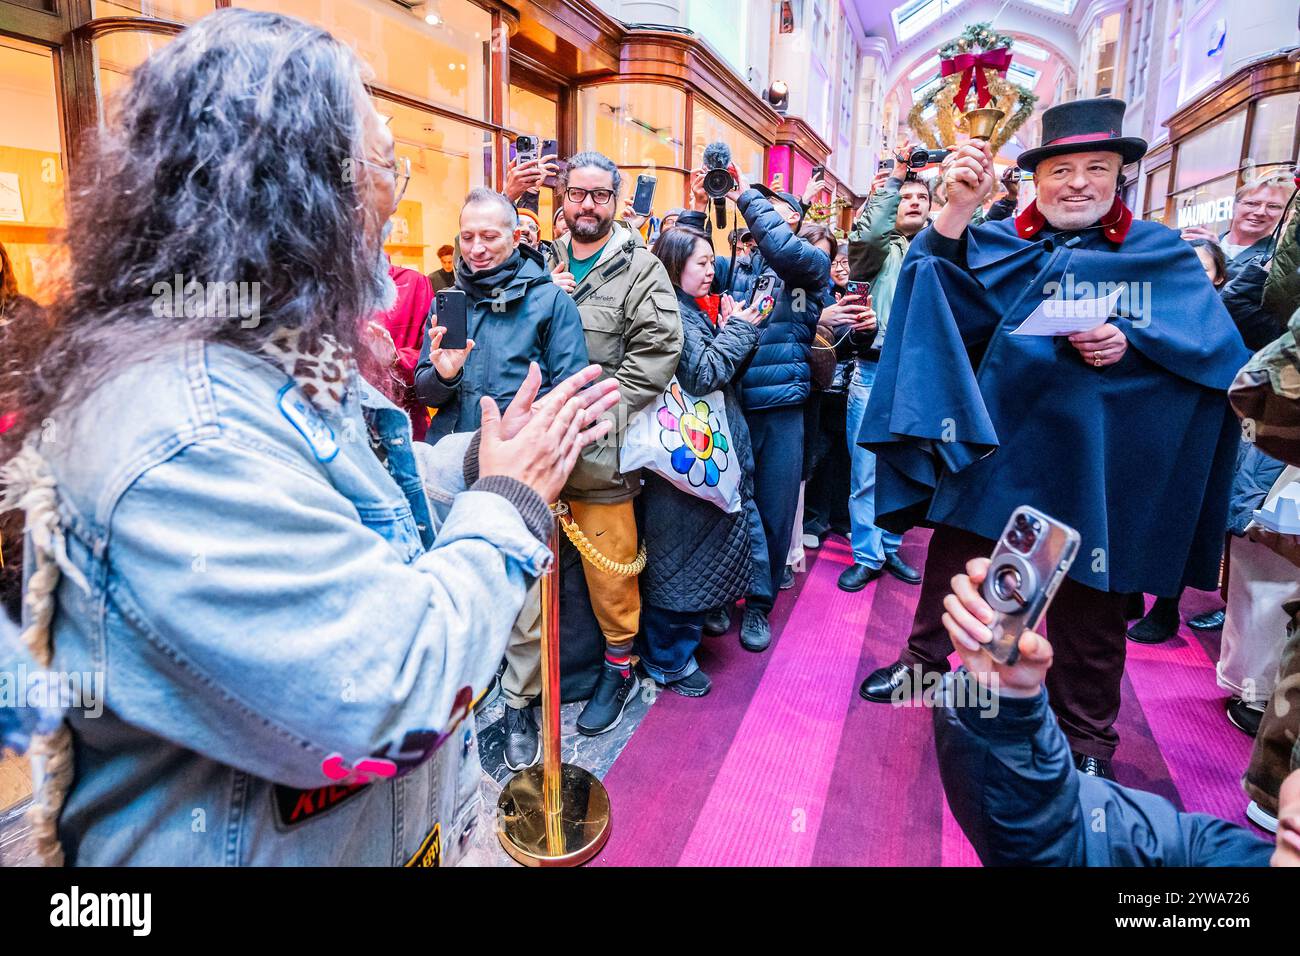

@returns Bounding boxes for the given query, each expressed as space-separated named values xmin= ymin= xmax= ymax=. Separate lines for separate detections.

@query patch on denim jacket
xmin=278 ymin=383 xmax=339 ymax=462
xmin=404 ymin=822 xmax=441 ymax=867
xmin=272 ymin=780 xmax=368 ymax=829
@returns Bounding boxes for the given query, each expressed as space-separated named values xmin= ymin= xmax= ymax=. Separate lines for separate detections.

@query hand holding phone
xmin=942 ymin=556 xmax=1056 ymax=698
xmin=975 ymin=507 xmax=1079 ymax=666
xmin=433 ymin=289 xmax=469 ymax=350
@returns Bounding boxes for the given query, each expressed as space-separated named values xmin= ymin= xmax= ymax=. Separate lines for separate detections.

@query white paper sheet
xmin=1009 ymin=286 xmax=1124 ymax=336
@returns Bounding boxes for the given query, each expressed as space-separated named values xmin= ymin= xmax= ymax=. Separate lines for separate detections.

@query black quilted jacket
xmin=640 ymin=290 xmax=759 ymax=612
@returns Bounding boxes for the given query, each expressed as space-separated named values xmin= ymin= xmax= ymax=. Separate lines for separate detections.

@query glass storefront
xmin=379 ymin=96 xmax=491 ymax=275
xmin=1174 ymin=109 xmax=1247 ymax=193
xmin=237 ymin=0 xmax=493 ymax=122
xmin=95 ymin=30 xmax=175 ymax=117
xmin=1246 ymin=91 xmax=1300 ymax=178
xmin=92 ymin=0 xmax=214 ymax=20
xmin=0 ymin=36 xmax=65 ymax=305
xmin=1143 ymin=164 xmax=1169 ymax=224
xmin=509 ymin=84 xmax=559 ymax=239
xmin=578 ymin=82 xmax=689 ymax=220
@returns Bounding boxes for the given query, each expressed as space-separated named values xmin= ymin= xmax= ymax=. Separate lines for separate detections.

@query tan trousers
xmin=567 ymin=498 xmax=641 ymax=656
xmin=502 ymin=579 xmax=542 ymax=710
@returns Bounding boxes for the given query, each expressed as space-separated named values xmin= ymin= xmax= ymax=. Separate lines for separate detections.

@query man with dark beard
xmin=547 ymin=151 xmax=683 ymax=736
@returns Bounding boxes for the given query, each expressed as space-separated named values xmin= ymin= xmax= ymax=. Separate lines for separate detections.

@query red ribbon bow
xmin=940 ymin=48 xmax=1013 ymax=110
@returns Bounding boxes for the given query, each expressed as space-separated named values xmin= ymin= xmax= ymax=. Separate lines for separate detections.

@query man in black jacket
xmin=413 ymin=187 xmax=589 ymax=770
xmin=719 ymin=166 xmax=830 ymax=652
xmin=934 ymin=555 xmax=1298 ymax=867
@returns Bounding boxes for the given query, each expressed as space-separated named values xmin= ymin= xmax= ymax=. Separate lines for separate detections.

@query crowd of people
xmin=0 ymin=8 xmax=1298 ymax=868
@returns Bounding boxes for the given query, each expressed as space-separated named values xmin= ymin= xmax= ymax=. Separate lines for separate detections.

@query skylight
xmin=1013 ymin=39 xmax=1049 ymax=60
xmin=1021 ymin=0 xmax=1078 ymax=13
xmin=891 ymin=0 xmax=965 ymax=43
xmin=909 ymin=54 xmax=941 ymax=80
xmin=1008 ymin=63 xmax=1040 ymax=85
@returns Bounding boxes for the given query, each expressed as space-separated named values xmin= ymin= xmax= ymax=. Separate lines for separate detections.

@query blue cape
xmin=859 ymin=216 xmax=1251 ymax=595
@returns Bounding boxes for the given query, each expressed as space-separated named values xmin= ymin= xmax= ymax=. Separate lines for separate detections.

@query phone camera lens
xmin=1007 ymin=529 xmax=1022 ymax=547
xmin=1021 ymin=528 xmax=1037 ymax=550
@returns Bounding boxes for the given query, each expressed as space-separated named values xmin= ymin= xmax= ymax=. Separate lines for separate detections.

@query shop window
xmin=1094 ymin=13 xmax=1121 ymax=97
xmin=1171 ymin=172 xmax=1236 ymax=233
xmin=690 ymin=101 xmax=766 ymax=254
xmin=1143 ymin=164 xmax=1169 ymax=223
xmin=1246 ymin=92 xmax=1300 ymax=177
xmin=91 ymin=0 xmax=214 ymax=21
xmin=377 ymin=96 xmax=490 ymax=276
xmin=235 ymin=0 xmax=492 ymax=121
xmin=0 ymin=37 xmax=66 ymax=306
xmin=94 ymin=31 xmax=174 ymax=117
xmin=577 ymin=83 xmax=686 ymax=172
xmin=509 ymin=85 xmax=559 ymax=240
xmin=1174 ymin=109 xmax=1246 ymax=193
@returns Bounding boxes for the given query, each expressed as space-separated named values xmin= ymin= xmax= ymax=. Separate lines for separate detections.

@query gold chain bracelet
xmin=558 ymin=513 xmax=646 ymax=577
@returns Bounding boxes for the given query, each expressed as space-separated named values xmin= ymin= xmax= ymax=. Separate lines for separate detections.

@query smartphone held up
xmin=979 ymin=507 xmax=1079 ymax=665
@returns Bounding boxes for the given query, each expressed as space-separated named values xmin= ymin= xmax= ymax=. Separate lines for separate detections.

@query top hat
xmin=1017 ymin=97 xmax=1147 ymax=172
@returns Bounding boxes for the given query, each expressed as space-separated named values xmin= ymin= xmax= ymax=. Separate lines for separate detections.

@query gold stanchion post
xmin=496 ymin=502 xmax=611 ymax=866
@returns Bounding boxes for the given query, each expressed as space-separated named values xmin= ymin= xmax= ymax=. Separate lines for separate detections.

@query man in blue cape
xmin=857 ymin=97 xmax=1251 ymax=780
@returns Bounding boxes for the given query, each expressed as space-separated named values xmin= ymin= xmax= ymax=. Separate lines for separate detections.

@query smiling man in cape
xmin=856 ymin=98 xmax=1251 ymax=780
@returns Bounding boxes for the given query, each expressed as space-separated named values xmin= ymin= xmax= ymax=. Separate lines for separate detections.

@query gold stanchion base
xmin=496 ymin=763 xmax=611 ymax=867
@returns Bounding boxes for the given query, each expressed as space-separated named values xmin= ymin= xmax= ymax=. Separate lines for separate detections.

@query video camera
xmin=908 ymin=146 xmax=950 ymax=169
xmin=702 ymin=141 xmax=734 ymax=229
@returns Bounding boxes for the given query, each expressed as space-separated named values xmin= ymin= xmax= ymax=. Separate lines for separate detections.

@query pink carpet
xmin=591 ymin=531 xmax=1257 ymax=866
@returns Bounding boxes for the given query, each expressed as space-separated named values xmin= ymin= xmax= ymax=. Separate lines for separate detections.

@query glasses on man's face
xmin=1238 ymin=199 xmax=1286 ymax=214
xmin=357 ymin=155 xmax=412 ymax=205
xmin=564 ymin=186 xmax=615 ymax=205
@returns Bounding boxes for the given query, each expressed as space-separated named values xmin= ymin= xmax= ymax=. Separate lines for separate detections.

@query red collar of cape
xmin=1014 ymin=195 xmax=1133 ymax=245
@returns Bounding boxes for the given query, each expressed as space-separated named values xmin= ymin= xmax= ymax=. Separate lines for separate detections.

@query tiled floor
xmin=461 ymin=678 xmax=657 ymax=866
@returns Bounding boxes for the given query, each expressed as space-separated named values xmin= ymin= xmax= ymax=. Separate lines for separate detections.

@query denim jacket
xmin=13 ymin=340 xmax=551 ymax=865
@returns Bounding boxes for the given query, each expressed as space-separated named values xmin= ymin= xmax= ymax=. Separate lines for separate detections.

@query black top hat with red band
xmin=1017 ymin=97 xmax=1147 ymax=172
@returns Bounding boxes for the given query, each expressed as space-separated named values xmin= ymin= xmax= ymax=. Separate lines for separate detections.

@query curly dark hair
xmin=0 ymin=8 xmax=388 ymax=461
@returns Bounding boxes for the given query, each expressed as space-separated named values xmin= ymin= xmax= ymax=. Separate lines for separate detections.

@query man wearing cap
xmin=856 ymin=98 xmax=1250 ymax=780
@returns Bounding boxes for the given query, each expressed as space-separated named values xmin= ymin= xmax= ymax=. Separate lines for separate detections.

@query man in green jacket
xmin=835 ymin=149 xmax=930 ymax=592
xmin=548 ymin=151 xmax=683 ymax=735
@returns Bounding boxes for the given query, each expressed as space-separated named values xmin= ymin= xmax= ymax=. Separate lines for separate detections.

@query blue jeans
xmin=846 ymin=360 xmax=902 ymax=569
xmin=638 ymin=604 xmax=704 ymax=684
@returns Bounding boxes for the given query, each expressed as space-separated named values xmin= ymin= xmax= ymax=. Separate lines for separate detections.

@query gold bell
xmin=964 ymin=107 xmax=1006 ymax=142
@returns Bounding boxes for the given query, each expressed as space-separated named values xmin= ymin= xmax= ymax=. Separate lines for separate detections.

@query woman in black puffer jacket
xmin=638 ymin=228 xmax=763 ymax=696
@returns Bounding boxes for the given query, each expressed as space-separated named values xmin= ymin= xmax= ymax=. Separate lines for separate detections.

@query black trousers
xmin=899 ymin=523 xmax=1130 ymax=760
xmin=745 ymin=405 xmax=805 ymax=613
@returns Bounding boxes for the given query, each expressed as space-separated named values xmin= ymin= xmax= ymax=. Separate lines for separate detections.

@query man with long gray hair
xmin=0 ymin=8 xmax=618 ymax=866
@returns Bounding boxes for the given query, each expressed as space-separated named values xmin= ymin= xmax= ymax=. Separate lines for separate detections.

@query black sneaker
xmin=576 ymin=662 xmax=638 ymax=736
xmin=502 ymin=705 xmax=540 ymax=771
xmin=1226 ymin=697 xmax=1263 ymax=737
xmin=668 ymin=669 xmax=712 ymax=698
xmin=780 ymin=566 xmax=796 ymax=590
xmin=740 ymin=606 xmax=771 ymax=652
xmin=702 ymin=606 xmax=731 ymax=636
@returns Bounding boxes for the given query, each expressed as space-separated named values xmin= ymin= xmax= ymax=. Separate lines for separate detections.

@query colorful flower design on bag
xmin=657 ymin=382 xmax=730 ymax=487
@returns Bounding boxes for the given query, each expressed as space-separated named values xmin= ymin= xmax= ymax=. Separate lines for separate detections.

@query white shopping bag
xmin=620 ymin=377 xmax=743 ymax=514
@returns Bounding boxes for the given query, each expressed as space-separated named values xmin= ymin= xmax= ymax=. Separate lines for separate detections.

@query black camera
xmin=702 ymin=141 xmax=735 ymax=199
xmin=908 ymin=146 xmax=950 ymax=169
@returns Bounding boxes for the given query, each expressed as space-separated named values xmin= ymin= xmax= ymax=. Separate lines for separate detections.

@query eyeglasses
xmin=564 ymin=186 xmax=615 ymax=205
xmin=356 ymin=155 xmax=412 ymax=204
xmin=1238 ymin=199 xmax=1286 ymax=214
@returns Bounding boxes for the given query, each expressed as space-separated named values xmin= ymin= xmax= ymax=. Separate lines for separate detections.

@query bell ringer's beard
xmin=569 ymin=208 xmax=612 ymax=242
xmin=1039 ymin=192 xmax=1114 ymax=231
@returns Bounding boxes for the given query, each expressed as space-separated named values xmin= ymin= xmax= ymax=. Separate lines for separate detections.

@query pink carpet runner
xmin=591 ymin=531 xmax=1256 ymax=867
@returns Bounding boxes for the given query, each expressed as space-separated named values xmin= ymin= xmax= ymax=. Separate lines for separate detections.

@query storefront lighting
xmin=767 ymin=80 xmax=789 ymax=113
xmin=425 ymin=14 xmax=441 ymax=26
